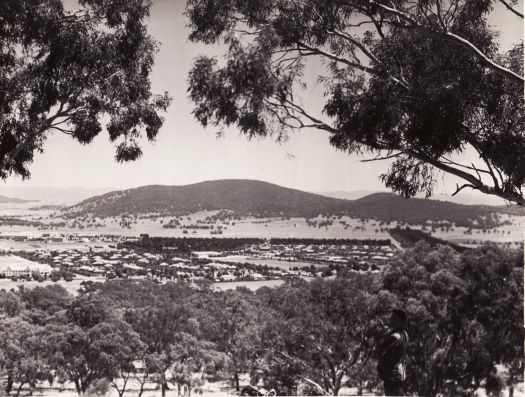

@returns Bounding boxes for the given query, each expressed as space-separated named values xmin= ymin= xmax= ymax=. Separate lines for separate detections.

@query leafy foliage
xmin=256 ymin=276 xmax=381 ymax=395
xmin=0 ymin=244 xmax=521 ymax=396
xmin=381 ymin=242 xmax=524 ymax=396
xmin=0 ymin=0 xmax=171 ymax=179
xmin=186 ymin=0 xmax=525 ymax=205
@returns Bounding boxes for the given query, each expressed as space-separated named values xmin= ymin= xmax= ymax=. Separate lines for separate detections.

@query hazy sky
xmin=3 ymin=0 xmax=523 ymax=196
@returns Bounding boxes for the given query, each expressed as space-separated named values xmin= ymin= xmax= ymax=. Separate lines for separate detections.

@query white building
xmin=0 ymin=255 xmax=53 ymax=278
xmin=219 ymin=273 xmax=236 ymax=282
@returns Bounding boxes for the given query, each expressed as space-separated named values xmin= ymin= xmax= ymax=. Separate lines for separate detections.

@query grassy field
xmin=0 ymin=276 xmax=106 ymax=295
xmin=6 ymin=374 xmax=380 ymax=397
xmin=214 ymin=255 xmax=323 ymax=270
xmin=9 ymin=372 xmax=521 ymax=397
xmin=1 ymin=206 xmax=523 ymax=243
xmin=0 ymin=275 xmax=290 ymax=296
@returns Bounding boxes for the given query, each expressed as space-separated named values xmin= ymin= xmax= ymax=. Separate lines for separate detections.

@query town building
xmin=0 ymin=255 xmax=53 ymax=278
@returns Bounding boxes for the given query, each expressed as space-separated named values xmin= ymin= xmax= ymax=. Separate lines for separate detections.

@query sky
xmin=2 ymin=0 xmax=523 ymax=198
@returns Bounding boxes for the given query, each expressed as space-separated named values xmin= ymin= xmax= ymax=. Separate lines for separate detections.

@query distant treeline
xmin=268 ymin=238 xmax=390 ymax=246
xmin=387 ymin=227 xmax=467 ymax=252
xmin=120 ymin=236 xmax=391 ymax=253
xmin=121 ymin=236 xmax=262 ymax=253
xmin=0 ymin=216 xmax=67 ymax=228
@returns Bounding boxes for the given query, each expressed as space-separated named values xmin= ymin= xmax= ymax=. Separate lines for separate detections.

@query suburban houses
xmin=0 ymin=233 xmax=397 ymax=286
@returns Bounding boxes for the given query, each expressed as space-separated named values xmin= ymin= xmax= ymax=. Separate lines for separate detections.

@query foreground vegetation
xmin=0 ymin=242 xmax=521 ymax=397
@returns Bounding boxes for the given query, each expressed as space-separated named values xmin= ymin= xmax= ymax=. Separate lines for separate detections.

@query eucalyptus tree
xmin=0 ymin=318 xmax=51 ymax=396
xmin=381 ymin=242 xmax=524 ymax=396
xmin=187 ymin=0 xmax=524 ymax=205
xmin=196 ymin=289 xmax=263 ymax=391
xmin=44 ymin=319 xmax=143 ymax=397
xmin=0 ymin=0 xmax=171 ymax=179
xmin=258 ymin=277 xmax=380 ymax=396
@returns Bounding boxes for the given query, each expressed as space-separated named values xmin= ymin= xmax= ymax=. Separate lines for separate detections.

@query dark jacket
xmin=377 ymin=328 xmax=409 ymax=382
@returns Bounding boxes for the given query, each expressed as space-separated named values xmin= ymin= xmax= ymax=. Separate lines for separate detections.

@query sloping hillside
xmin=351 ymin=193 xmax=519 ymax=228
xmin=63 ymin=180 xmax=353 ymax=218
xmin=62 ymin=180 xmax=524 ymax=228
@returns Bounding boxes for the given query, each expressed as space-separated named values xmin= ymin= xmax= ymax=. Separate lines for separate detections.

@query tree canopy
xmin=186 ymin=0 xmax=524 ymax=205
xmin=381 ymin=243 xmax=524 ymax=396
xmin=0 ymin=243 xmax=521 ymax=396
xmin=0 ymin=0 xmax=171 ymax=180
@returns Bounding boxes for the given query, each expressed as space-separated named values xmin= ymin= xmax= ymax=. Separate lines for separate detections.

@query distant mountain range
xmin=63 ymin=179 xmax=524 ymax=228
xmin=0 ymin=186 xmax=113 ymax=205
xmin=0 ymin=195 xmax=35 ymax=204
xmin=319 ymin=190 xmax=508 ymax=206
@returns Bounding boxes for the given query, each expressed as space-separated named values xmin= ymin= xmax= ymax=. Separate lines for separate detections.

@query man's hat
xmin=392 ymin=309 xmax=407 ymax=323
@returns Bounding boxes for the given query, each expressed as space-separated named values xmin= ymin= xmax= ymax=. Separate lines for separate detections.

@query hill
xmin=63 ymin=180 xmax=353 ymax=218
xmin=318 ymin=190 xmax=377 ymax=201
xmin=320 ymin=190 xmax=508 ymax=206
xmin=350 ymin=193 xmax=521 ymax=228
xmin=63 ymin=180 xmax=524 ymax=228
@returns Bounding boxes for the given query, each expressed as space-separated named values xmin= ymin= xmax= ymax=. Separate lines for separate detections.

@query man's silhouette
xmin=377 ymin=309 xmax=409 ymax=396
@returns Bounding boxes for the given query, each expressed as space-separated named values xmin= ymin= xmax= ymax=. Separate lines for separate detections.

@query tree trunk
xmin=74 ymin=379 xmax=81 ymax=397
xmin=118 ymin=375 xmax=128 ymax=397
xmin=162 ymin=382 xmax=170 ymax=397
xmin=330 ymin=374 xmax=341 ymax=396
xmin=80 ymin=380 xmax=90 ymax=397
xmin=234 ymin=371 xmax=240 ymax=391
xmin=136 ymin=371 xmax=148 ymax=397
xmin=137 ymin=381 xmax=146 ymax=397
xmin=15 ymin=382 xmax=24 ymax=397
xmin=6 ymin=372 xmax=13 ymax=395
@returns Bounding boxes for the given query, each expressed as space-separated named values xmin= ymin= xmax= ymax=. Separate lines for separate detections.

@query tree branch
xmin=51 ymin=126 xmax=74 ymax=135
xmin=328 ymin=29 xmax=410 ymax=89
xmin=444 ymin=31 xmax=524 ymax=83
xmin=406 ymin=149 xmax=525 ymax=205
xmin=452 ymin=183 xmax=476 ymax=196
xmin=498 ymin=0 xmax=524 ymax=18
xmin=361 ymin=152 xmax=403 ymax=162
xmin=368 ymin=0 xmax=525 ymax=84
xmin=0 ymin=102 xmax=68 ymax=172
xmin=299 ymin=376 xmax=330 ymax=395
xmin=297 ymin=42 xmax=376 ymax=75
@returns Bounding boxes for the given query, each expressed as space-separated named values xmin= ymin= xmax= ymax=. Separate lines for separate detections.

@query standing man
xmin=377 ymin=309 xmax=409 ymax=396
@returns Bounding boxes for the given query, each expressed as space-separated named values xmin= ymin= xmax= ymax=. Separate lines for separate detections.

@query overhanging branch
xmin=406 ymin=149 xmax=525 ymax=205
xmin=368 ymin=0 xmax=525 ymax=84
xmin=498 ymin=0 xmax=524 ymax=18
